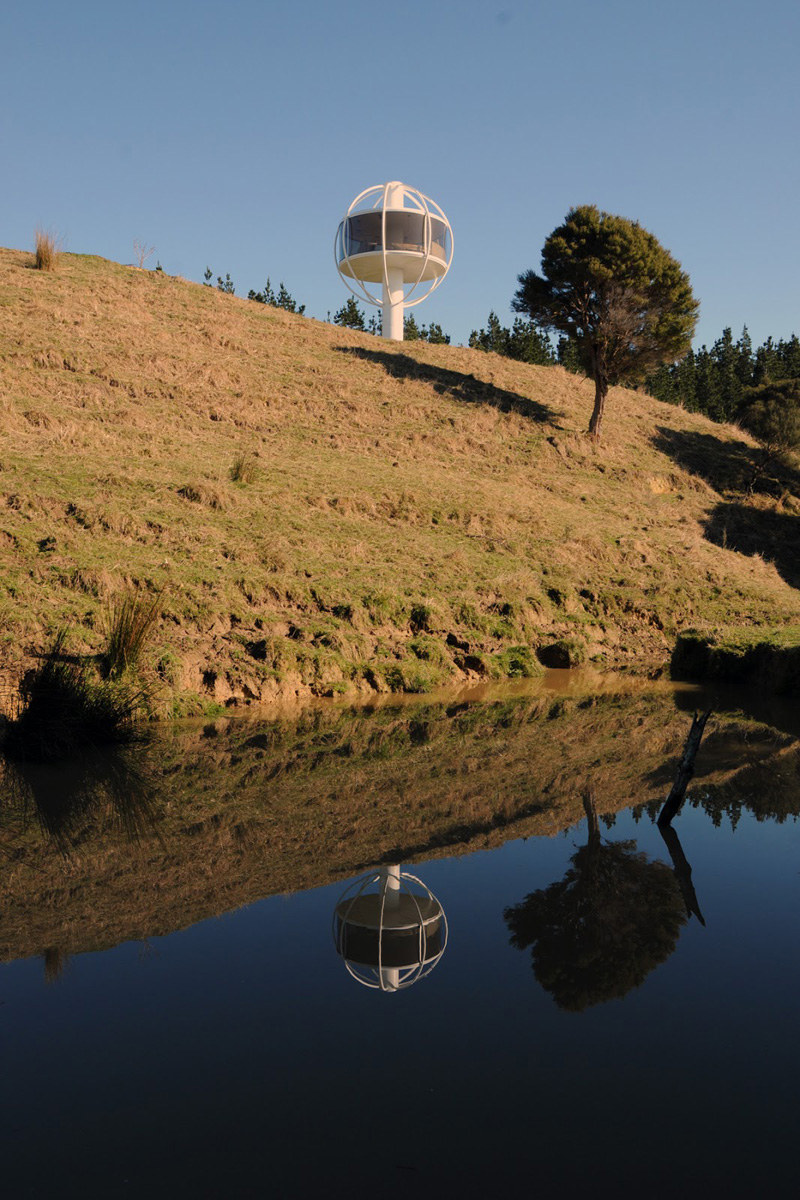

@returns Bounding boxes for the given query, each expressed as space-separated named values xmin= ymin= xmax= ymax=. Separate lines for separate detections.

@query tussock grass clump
xmin=104 ymin=588 xmax=162 ymax=679
xmin=537 ymin=636 xmax=588 ymax=669
xmin=33 ymin=227 xmax=62 ymax=271
xmin=3 ymin=632 xmax=144 ymax=763
xmin=230 ymin=451 xmax=260 ymax=484
xmin=177 ymin=482 xmax=226 ymax=508
xmin=382 ymin=659 xmax=450 ymax=693
xmin=491 ymin=645 xmax=543 ymax=678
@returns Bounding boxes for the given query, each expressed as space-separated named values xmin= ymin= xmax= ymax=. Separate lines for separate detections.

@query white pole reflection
xmin=333 ymin=865 xmax=448 ymax=992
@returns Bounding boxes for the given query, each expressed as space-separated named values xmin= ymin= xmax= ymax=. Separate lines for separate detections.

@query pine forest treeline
xmin=645 ymin=328 xmax=800 ymax=424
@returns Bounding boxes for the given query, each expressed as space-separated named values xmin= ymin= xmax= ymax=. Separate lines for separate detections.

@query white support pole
xmin=383 ymin=863 xmax=401 ymax=903
xmin=382 ymin=182 xmax=405 ymax=341
xmin=382 ymin=266 xmax=404 ymax=340
xmin=379 ymin=864 xmax=402 ymax=991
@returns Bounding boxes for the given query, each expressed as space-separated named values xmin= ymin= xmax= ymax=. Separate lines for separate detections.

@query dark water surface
xmin=2 ymin=680 xmax=800 ymax=1198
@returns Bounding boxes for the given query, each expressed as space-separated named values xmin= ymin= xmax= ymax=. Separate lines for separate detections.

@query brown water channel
xmin=1 ymin=676 xmax=799 ymax=1197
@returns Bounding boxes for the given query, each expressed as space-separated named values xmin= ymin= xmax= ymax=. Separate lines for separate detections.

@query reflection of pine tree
xmin=504 ymin=795 xmax=686 ymax=1012
xmin=43 ymin=945 xmax=70 ymax=986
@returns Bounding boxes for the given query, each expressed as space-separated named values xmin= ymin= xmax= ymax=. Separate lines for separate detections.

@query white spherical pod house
xmin=333 ymin=864 xmax=448 ymax=992
xmin=335 ymin=181 xmax=453 ymax=340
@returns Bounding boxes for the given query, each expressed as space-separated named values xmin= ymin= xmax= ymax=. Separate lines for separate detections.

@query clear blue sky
xmin=2 ymin=0 xmax=797 ymax=349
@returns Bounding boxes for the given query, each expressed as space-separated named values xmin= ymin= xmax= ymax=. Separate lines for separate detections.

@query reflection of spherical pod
xmin=335 ymin=181 xmax=453 ymax=340
xmin=333 ymin=864 xmax=448 ymax=992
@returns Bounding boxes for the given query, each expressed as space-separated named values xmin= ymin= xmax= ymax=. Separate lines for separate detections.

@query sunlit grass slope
xmin=1 ymin=248 xmax=798 ymax=709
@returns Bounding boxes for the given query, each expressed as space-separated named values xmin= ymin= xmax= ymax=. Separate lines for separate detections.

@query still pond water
xmin=1 ymin=676 xmax=800 ymax=1198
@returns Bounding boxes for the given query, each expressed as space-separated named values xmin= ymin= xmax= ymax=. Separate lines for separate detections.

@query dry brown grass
xmin=104 ymin=586 xmax=162 ymax=678
xmin=229 ymin=450 xmax=260 ymax=484
xmin=0 ymin=245 xmax=798 ymax=710
xmin=33 ymin=227 xmax=62 ymax=271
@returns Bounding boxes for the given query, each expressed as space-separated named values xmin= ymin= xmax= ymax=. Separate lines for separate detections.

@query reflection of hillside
xmin=636 ymin=742 xmax=800 ymax=830
xmin=1 ymin=691 xmax=798 ymax=966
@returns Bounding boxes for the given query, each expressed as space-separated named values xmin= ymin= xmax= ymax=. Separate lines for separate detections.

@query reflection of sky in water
xmin=2 ymin=801 xmax=800 ymax=1195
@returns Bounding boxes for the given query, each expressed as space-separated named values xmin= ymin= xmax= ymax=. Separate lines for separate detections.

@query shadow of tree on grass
xmin=336 ymin=345 xmax=560 ymax=425
xmin=653 ymin=425 xmax=800 ymax=500
xmin=652 ymin=425 xmax=754 ymax=493
xmin=704 ymin=503 xmax=800 ymax=591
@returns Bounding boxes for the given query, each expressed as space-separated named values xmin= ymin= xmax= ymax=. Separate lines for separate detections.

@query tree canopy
xmin=504 ymin=798 xmax=687 ymax=1011
xmin=404 ymin=313 xmax=451 ymax=344
xmin=332 ymin=296 xmax=366 ymax=330
xmin=737 ymin=379 xmax=800 ymax=493
xmin=513 ymin=205 xmax=699 ymax=439
xmin=468 ymin=311 xmax=555 ymax=365
xmin=248 ymin=278 xmax=305 ymax=315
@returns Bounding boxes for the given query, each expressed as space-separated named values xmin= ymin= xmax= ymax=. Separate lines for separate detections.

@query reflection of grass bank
xmin=2 ymin=687 xmax=797 ymax=969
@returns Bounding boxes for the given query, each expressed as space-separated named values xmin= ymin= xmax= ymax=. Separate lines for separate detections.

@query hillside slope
xmin=1 ymin=248 xmax=798 ymax=710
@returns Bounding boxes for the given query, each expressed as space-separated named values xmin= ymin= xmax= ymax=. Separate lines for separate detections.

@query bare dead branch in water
xmin=658 ymin=821 xmax=706 ymax=925
xmin=657 ymin=710 xmax=712 ymax=827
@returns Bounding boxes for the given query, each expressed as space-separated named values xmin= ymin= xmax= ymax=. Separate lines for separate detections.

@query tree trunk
xmin=657 ymin=710 xmax=712 ymax=827
xmin=582 ymin=789 xmax=599 ymax=838
xmin=588 ymin=375 xmax=607 ymax=439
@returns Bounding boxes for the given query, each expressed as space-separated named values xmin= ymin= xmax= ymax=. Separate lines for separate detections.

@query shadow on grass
xmin=652 ymin=425 xmax=753 ymax=493
xmin=703 ymin=503 xmax=800 ymax=591
xmin=653 ymin=425 xmax=800 ymax=500
xmin=336 ymin=345 xmax=559 ymax=425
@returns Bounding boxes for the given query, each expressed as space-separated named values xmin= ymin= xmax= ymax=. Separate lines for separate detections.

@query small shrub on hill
xmin=34 ymin=228 xmax=62 ymax=271
xmin=230 ymin=452 xmax=260 ymax=484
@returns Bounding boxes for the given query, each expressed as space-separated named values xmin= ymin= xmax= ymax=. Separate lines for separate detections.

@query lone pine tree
xmin=513 ymin=205 xmax=698 ymax=439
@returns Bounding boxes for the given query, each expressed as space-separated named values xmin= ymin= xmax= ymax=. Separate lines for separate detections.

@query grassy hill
xmin=1 ymin=247 xmax=799 ymax=712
